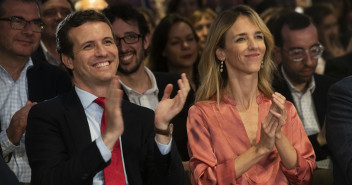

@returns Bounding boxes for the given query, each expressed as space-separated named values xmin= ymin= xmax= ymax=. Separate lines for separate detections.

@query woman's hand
xmin=271 ymin=92 xmax=287 ymax=139
xmin=257 ymin=107 xmax=279 ymax=154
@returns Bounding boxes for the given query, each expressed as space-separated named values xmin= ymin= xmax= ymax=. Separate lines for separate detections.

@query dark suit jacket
xmin=324 ymin=52 xmax=352 ymax=79
xmin=272 ymin=66 xmax=336 ymax=161
xmin=122 ymin=72 xmax=195 ymax=161
xmin=0 ymin=58 xmax=72 ymax=158
xmin=25 ymin=88 xmax=184 ymax=185
xmin=326 ymin=76 xmax=352 ymax=185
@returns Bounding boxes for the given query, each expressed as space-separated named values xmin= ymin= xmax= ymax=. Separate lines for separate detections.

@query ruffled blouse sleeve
xmin=280 ymin=102 xmax=317 ymax=184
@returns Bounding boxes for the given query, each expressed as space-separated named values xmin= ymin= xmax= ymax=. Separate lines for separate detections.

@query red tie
xmin=94 ymin=97 xmax=126 ymax=185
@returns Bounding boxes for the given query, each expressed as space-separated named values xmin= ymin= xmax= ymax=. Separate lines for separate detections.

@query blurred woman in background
xmin=189 ymin=8 xmax=217 ymax=53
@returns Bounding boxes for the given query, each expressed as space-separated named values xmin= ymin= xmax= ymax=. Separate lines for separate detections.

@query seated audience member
xmin=272 ymin=11 xmax=336 ymax=185
xmin=326 ymin=76 xmax=352 ymax=185
xmin=0 ymin=0 xmax=72 ymax=184
xmin=25 ymin=10 xmax=188 ymax=185
xmin=187 ymin=5 xmax=316 ymax=185
xmin=305 ymin=3 xmax=348 ymax=74
xmin=149 ymin=14 xmax=200 ymax=91
xmin=32 ymin=0 xmax=74 ymax=67
xmin=189 ymin=8 xmax=217 ymax=53
xmin=102 ymin=4 xmax=195 ymax=184
xmin=166 ymin=0 xmax=203 ymax=18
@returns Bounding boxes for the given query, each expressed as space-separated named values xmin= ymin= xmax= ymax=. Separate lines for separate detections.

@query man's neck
xmin=118 ymin=66 xmax=152 ymax=94
xmin=0 ymin=53 xmax=29 ymax=81
xmin=281 ymin=66 xmax=310 ymax=93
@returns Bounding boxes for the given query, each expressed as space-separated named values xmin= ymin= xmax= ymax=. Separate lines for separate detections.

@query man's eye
xmin=290 ymin=49 xmax=303 ymax=56
xmin=83 ymin=44 xmax=93 ymax=49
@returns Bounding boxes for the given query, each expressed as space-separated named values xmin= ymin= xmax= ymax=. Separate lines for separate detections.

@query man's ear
xmin=216 ymin=48 xmax=226 ymax=62
xmin=273 ymin=46 xmax=282 ymax=64
xmin=143 ymin=33 xmax=150 ymax=50
xmin=61 ymin=54 xmax=74 ymax=70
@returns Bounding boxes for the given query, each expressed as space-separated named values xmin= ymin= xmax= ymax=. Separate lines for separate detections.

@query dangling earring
xmin=260 ymin=60 xmax=264 ymax=69
xmin=220 ymin=60 xmax=224 ymax=72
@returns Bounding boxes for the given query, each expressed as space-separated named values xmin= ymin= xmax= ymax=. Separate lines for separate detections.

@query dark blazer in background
xmin=26 ymin=88 xmax=184 ymax=185
xmin=122 ymin=72 xmax=195 ymax=161
xmin=326 ymin=76 xmax=352 ymax=185
xmin=324 ymin=52 xmax=352 ymax=79
xmin=272 ymin=66 xmax=336 ymax=161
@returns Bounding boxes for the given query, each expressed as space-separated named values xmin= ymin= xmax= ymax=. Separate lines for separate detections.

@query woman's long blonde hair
xmin=195 ymin=5 xmax=276 ymax=104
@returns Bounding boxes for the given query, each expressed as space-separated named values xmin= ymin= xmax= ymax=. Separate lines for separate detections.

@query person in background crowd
xmin=189 ymin=8 xmax=216 ymax=53
xmin=32 ymin=0 xmax=74 ymax=67
xmin=187 ymin=5 xmax=315 ymax=185
xmin=272 ymin=11 xmax=336 ymax=185
xmin=149 ymin=14 xmax=200 ymax=91
xmin=0 ymin=0 xmax=72 ymax=183
xmin=305 ymin=3 xmax=349 ymax=60
xmin=167 ymin=0 xmax=203 ymax=18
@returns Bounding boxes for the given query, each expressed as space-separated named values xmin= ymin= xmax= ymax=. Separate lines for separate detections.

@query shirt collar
xmin=40 ymin=41 xmax=59 ymax=66
xmin=75 ymin=86 xmax=98 ymax=110
xmin=281 ymin=65 xmax=316 ymax=94
xmin=0 ymin=58 xmax=33 ymax=75
xmin=120 ymin=66 xmax=159 ymax=95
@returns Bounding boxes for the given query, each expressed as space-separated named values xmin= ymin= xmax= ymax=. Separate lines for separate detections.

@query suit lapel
xmin=63 ymin=89 xmax=92 ymax=149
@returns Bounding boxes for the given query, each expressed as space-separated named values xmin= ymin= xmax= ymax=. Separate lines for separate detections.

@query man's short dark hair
xmin=102 ymin=2 xmax=150 ymax=40
xmin=38 ymin=0 xmax=74 ymax=11
xmin=273 ymin=11 xmax=313 ymax=47
xmin=56 ymin=10 xmax=114 ymax=76
xmin=0 ymin=0 xmax=40 ymax=17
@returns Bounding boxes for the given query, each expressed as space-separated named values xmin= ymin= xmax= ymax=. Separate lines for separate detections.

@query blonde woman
xmin=187 ymin=5 xmax=316 ymax=185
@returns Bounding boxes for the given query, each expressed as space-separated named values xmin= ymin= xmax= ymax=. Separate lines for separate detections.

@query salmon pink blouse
xmin=187 ymin=93 xmax=316 ymax=185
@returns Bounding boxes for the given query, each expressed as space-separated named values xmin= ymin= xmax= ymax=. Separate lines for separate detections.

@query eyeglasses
xmin=115 ymin=33 xmax=142 ymax=46
xmin=285 ymin=44 xmax=324 ymax=62
xmin=0 ymin=16 xmax=44 ymax=33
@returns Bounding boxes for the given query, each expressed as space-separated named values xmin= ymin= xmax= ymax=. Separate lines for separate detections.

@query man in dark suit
xmin=0 ymin=0 xmax=72 ymax=183
xmin=272 ymin=12 xmax=336 ymax=185
xmin=326 ymin=76 xmax=352 ymax=185
xmin=324 ymin=52 xmax=352 ymax=79
xmin=102 ymin=3 xmax=193 ymax=168
xmin=25 ymin=10 xmax=188 ymax=185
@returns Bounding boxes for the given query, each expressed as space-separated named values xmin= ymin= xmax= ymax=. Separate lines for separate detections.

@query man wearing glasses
xmin=272 ymin=12 xmax=336 ymax=185
xmin=0 ymin=0 xmax=71 ymax=184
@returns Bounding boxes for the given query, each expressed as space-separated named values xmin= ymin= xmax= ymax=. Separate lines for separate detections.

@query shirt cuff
xmin=0 ymin=130 xmax=17 ymax=156
xmin=155 ymin=137 xmax=172 ymax=155
xmin=95 ymin=137 xmax=111 ymax=162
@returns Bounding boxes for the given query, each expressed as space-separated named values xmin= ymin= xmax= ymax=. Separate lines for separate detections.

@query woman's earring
xmin=260 ymin=60 xmax=264 ymax=69
xmin=220 ymin=60 xmax=224 ymax=72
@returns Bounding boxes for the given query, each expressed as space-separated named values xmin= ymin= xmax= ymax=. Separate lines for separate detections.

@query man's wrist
xmin=154 ymin=123 xmax=173 ymax=136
